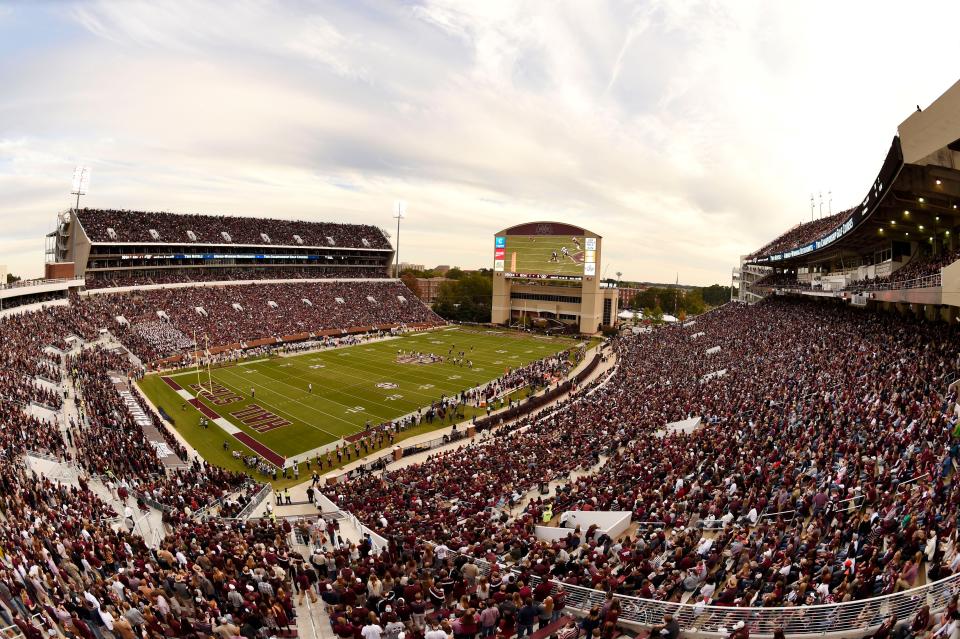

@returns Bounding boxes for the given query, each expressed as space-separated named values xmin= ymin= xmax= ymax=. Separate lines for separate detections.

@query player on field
xmin=572 ymin=237 xmax=581 ymax=250
xmin=549 ymin=250 xmax=559 ymax=263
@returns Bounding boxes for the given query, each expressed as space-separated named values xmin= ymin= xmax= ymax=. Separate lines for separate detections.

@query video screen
xmin=494 ymin=235 xmax=596 ymax=277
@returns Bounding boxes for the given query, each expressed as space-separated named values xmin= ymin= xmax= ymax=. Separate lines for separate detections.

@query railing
xmin=0 ymin=277 xmax=71 ymax=291
xmin=896 ymin=471 xmax=930 ymax=495
xmin=235 ymin=484 xmax=272 ymax=519
xmin=445 ymin=546 xmax=960 ymax=638
xmin=0 ymin=613 xmax=47 ymax=638
xmin=844 ymin=272 xmax=942 ymax=293
xmin=24 ymin=449 xmax=61 ymax=463
xmin=341 ymin=510 xmax=389 ymax=553
xmin=756 ymin=508 xmax=796 ymax=525
xmin=134 ymin=491 xmax=176 ymax=514
xmin=835 ymin=494 xmax=865 ymax=513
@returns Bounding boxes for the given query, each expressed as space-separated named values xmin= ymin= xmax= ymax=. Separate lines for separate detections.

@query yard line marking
xmin=214 ymin=367 xmax=354 ymax=440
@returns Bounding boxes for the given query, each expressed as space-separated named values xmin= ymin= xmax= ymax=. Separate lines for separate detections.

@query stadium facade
xmin=735 ymin=78 xmax=960 ymax=320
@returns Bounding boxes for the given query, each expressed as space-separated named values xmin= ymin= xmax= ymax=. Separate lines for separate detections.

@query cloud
xmin=1 ymin=0 xmax=960 ymax=283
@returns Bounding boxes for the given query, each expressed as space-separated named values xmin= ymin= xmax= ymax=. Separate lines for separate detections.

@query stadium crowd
xmin=848 ymin=247 xmax=960 ymax=291
xmin=747 ymin=272 xmax=806 ymax=292
xmin=76 ymin=281 xmax=441 ymax=363
xmin=0 ymin=306 xmax=304 ymax=638
xmin=6 ymin=240 xmax=960 ymax=638
xmin=748 ymin=209 xmax=855 ymax=259
xmin=75 ymin=208 xmax=392 ymax=249
xmin=85 ymin=266 xmax=389 ymax=290
xmin=68 ymin=347 xmax=186 ymax=476
xmin=325 ymin=298 xmax=960 ymax=619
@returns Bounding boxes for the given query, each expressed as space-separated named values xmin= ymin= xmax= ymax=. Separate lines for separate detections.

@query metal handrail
xmin=896 ymin=471 xmax=931 ymax=495
xmin=844 ymin=272 xmax=942 ymax=292
xmin=450 ymin=546 xmax=960 ymax=638
xmin=235 ymin=484 xmax=272 ymax=519
xmin=0 ymin=278 xmax=71 ymax=291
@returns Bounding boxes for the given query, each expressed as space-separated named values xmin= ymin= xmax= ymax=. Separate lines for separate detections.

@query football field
xmin=138 ymin=326 xmax=576 ymax=478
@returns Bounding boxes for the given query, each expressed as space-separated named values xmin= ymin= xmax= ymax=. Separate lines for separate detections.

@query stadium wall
xmin=899 ymin=77 xmax=960 ymax=164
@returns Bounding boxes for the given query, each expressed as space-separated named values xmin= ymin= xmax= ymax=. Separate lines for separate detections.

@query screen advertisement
xmin=494 ymin=235 xmax=596 ymax=278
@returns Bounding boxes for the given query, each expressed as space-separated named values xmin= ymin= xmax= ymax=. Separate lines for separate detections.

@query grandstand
xmin=734 ymin=79 xmax=960 ymax=313
xmin=48 ymin=208 xmax=394 ymax=286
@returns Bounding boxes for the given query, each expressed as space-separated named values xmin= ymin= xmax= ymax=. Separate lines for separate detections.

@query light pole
xmin=393 ymin=200 xmax=406 ymax=277
xmin=71 ymin=166 xmax=91 ymax=210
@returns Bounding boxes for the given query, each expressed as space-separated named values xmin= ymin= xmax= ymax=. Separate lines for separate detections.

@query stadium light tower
xmin=393 ymin=200 xmax=407 ymax=277
xmin=71 ymin=166 xmax=91 ymax=210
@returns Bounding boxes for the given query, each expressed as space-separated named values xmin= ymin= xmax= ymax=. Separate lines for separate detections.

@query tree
xmin=445 ymin=267 xmax=464 ymax=280
xmin=400 ymin=272 xmax=422 ymax=299
xmin=635 ymin=288 xmax=667 ymax=310
xmin=681 ymin=288 xmax=706 ymax=315
xmin=643 ymin=305 xmax=664 ymax=323
xmin=6 ymin=273 xmax=21 ymax=284
xmin=432 ymin=272 xmax=493 ymax=322
xmin=701 ymin=284 xmax=732 ymax=307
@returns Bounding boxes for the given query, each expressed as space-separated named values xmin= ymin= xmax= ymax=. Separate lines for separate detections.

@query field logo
xmin=386 ymin=394 xmax=403 ymax=401
xmin=418 ymin=383 xmax=435 ymax=390
xmin=189 ymin=382 xmax=243 ymax=406
xmin=377 ymin=382 xmax=399 ymax=389
xmin=230 ymin=404 xmax=291 ymax=433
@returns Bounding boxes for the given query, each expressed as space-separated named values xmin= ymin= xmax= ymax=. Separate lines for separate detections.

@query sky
xmin=2 ymin=1 xmax=960 ymax=285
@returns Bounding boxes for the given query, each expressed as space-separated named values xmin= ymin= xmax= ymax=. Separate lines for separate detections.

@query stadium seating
xmin=75 ymin=208 xmax=392 ymax=249
xmin=4 ymin=263 xmax=960 ymax=638
xmin=324 ymin=298 xmax=960 ymax=611
xmin=0 ymin=307 xmax=304 ymax=638
xmin=748 ymin=271 xmax=807 ymax=291
xmin=77 ymin=280 xmax=442 ymax=363
xmin=84 ymin=266 xmax=389 ymax=289
xmin=748 ymin=209 xmax=854 ymax=259
xmin=848 ymin=247 xmax=960 ymax=291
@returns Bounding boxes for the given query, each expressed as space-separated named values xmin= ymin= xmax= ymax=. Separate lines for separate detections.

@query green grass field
xmin=138 ymin=326 xmax=576 ymax=485
xmin=502 ymin=235 xmax=592 ymax=276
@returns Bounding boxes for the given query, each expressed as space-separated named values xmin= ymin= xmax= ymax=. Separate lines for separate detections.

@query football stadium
xmin=5 ymin=5 xmax=960 ymax=639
